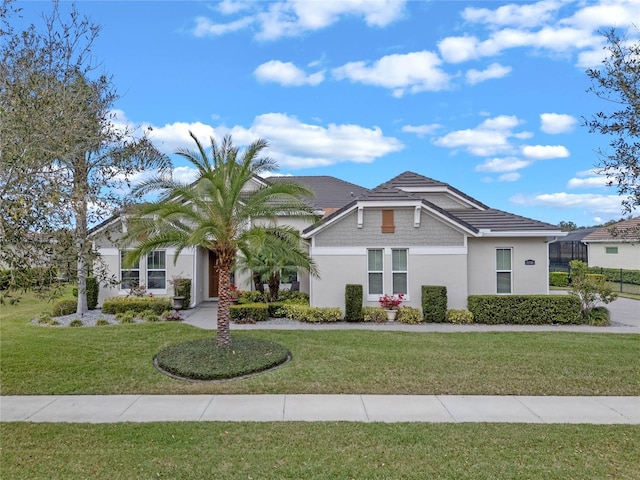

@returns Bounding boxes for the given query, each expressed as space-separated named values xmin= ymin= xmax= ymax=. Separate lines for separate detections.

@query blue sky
xmin=20 ymin=0 xmax=640 ymax=226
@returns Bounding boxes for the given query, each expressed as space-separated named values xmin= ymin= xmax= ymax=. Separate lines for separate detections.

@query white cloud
xmin=475 ymin=157 xmax=532 ymax=173
xmin=148 ymin=121 xmax=218 ymax=154
xmin=193 ymin=16 xmax=254 ymax=37
xmin=540 ymin=113 xmax=577 ymax=134
xmin=332 ymin=51 xmax=451 ymax=96
xmin=465 ymin=62 xmax=512 ymax=84
xmin=434 ymin=115 xmax=527 ymax=156
xmin=521 ymin=144 xmax=570 ymax=159
xmin=401 ymin=124 xmax=442 ymax=137
xmin=462 ymin=1 xmax=562 ymax=29
xmin=148 ymin=113 xmax=403 ymax=169
xmin=563 ymin=0 xmax=640 ymax=30
xmin=567 ymin=169 xmax=610 ymax=188
xmin=510 ymin=192 xmax=624 ymax=214
xmin=438 ymin=35 xmax=480 ymax=63
xmin=254 ymin=60 xmax=325 ymax=86
xmin=498 ymin=172 xmax=522 ymax=182
xmin=194 ymin=0 xmax=407 ymax=41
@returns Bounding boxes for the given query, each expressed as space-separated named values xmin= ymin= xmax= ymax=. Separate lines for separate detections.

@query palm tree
xmin=236 ymin=225 xmax=318 ymax=301
xmin=124 ymin=132 xmax=317 ymax=348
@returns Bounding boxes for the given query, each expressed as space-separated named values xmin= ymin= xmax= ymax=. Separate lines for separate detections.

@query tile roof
xmin=446 ymin=208 xmax=560 ymax=232
xmin=379 ymin=171 xmax=489 ymax=209
xmin=267 ymin=175 xmax=370 ymax=209
xmin=583 ymin=217 xmax=640 ymax=242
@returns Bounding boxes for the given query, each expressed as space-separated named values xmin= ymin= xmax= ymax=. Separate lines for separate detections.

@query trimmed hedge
xmin=397 ymin=306 xmax=422 ymax=324
xmin=422 ymin=286 xmax=447 ymax=323
xmin=446 ymin=309 xmax=474 ymax=324
xmin=279 ymin=303 xmax=342 ymax=323
xmin=101 ymin=297 xmax=172 ymax=315
xmin=230 ymin=303 xmax=269 ymax=322
xmin=362 ymin=307 xmax=387 ymax=323
xmin=467 ymin=295 xmax=582 ymax=324
xmin=549 ymin=271 xmax=569 ymax=287
xmin=587 ymin=266 xmax=640 ymax=285
xmin=344 ymin=284 xmax=363 ymax=322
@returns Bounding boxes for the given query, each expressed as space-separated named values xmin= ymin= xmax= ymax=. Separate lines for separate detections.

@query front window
xmin=392 ymin=249 xmax=408 ymax=295
xmin=121 ymin=251 xmax=140 ymax=289
xmin=605 ymin=246 xmax=618 ymax=254
xmin=496 ymin=248 xmax=512 ymax=294
xmin=368 ymin=249 xmax=383 ymax=295
xmin=147 ymin=251 xmax=166 ymax=289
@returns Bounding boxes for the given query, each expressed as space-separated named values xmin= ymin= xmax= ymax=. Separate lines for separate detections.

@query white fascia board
xmin=310 ymin=247 xmax=366 ymax=256
xmin=302 ymin=205 xmax=358 ymax=239
xmin=421 ymin=205 xmax=478 ymax=237
xmin=402 ymin=186 xmax=487 ymax=210
xmin=478 ymin=230 xmax=566 ymax=238
xmin=410 ymin=246 xmax=468 ymax=255
xmin=358 ymin=200 xmax=423 ymax=208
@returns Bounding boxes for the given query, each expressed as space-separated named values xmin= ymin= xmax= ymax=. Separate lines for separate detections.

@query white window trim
xmin=146 ymin=250 xmax=167 ymax=293
xmin=496 ymin=247 xmax=513 ymax=295
xmin=120 ymin=250 xmax=140 ymax=291
xmin=367 ymin=248 xmax=384 ymax=301
xmin=391 ymin=248 xmax=409 ymax=298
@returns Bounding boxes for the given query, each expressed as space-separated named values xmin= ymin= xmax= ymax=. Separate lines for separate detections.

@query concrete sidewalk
xmin=2 ymin=395 xmax=638 ymax=424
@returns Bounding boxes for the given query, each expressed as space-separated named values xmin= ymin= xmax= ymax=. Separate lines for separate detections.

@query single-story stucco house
xmin=90 ymin=171 xmax=565 ymax=311
xmin=582 ymin=217 xmax=640 ymax=270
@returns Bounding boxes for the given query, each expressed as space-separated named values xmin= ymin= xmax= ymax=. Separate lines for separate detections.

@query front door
xmin=208 ymin=250 xmax=219 ymax=298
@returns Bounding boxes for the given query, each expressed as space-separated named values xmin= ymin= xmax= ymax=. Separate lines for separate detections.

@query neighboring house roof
xmin=557 ymin=227 xmax=599 ymax=242
xmin=266 ymin=175 xmax=370 ymax=211
xmin=583 ymin=217 xmax=640 ymax=242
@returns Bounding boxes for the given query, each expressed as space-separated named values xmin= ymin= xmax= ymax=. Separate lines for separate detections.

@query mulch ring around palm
xmin=154 ymin=336 xmax=291 ymax=382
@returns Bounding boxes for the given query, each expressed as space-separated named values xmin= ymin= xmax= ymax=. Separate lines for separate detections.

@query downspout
xmin=192 ymin=247 xmax=198 ymax=308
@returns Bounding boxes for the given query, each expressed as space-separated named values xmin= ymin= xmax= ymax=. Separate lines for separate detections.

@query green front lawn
xmin=1 ymin=292 xmax=639 ymax=395
xmin=2 ymin=423 xmax=638 ymax=479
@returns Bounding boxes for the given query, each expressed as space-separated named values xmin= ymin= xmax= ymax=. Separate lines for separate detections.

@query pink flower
xmin=379 ymin=293 xmax=404 ymax=310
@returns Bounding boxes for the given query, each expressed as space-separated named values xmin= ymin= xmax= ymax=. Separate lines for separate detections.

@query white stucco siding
xmin=587 ymin=243 xmax=640 ymax=270
xmin=314 ymin=208 xmax=464 ymax=247
xmin=467 ymin=237 xmax=549 ymax=296
xmin=309 ymin=247 xmax=468 ymax=310
xmin=95 ymin=247 xmax=196 ymax=306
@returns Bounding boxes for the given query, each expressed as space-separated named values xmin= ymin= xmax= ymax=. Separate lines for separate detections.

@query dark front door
xmin=208 ymin=250 xmax=219 ymax=298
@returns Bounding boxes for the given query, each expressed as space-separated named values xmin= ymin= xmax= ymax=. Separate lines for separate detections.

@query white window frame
xmin=146 ymin=250 xmax=167 ymax=291
xmin=367 ymin=248 xmax=384 ymax=299
xmin=391 ymin=248 xmax=408 ymax=297
xmin=120 ymin=250 xmax=140 ymax=290
xmin=496 ymin=247 xmax=513 ymax=294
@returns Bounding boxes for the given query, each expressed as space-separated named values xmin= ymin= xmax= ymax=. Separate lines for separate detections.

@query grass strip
xmin=2 ymin=422 xmax=639 ymax=479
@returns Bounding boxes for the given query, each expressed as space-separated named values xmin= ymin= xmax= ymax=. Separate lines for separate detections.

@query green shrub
xmin=139 ymin=309 xmax=160 ymax=322
xmin=86 ymin=277 xmax=99 ymax=310
xmin=362 ymin=307 xmax=386 ymax=323
xmin=446 ymin=309 xmax=474 ymax=324
xmin=51 ymin=299 xmax=77 ymax=317
xmin=397 ymin=306 xmax=422 ymax=324
xmin=344 ymin=284 xmax=363 ymax=322
xmin=422 ymin=286 xmax=447 ymax=323
xmin=68 ymin=319 xmax=84 ymax=327
xmin=280 ymin=304 xmax=342 ymax=323
xmin=468 ymin=295 xmax=582 ymax=324
xmin=35 ymin=313 xmax=52 ymax=324
xmin=172 ymin=278 xmax=191 ymax=308
xmin=588 ymin=306 xmax=611 ymax=326
xmin=277 ymin=290 xmax=309 ymax=303
xmin=0 ymin=269 xmax=10 ymax=290
xmin=95 ymin=318 xmax=111 ymax=326
xmin=588 ymin=266 xmax=640 ymax=285
xmin=230 ymin=303 xmax=269 ymax=322
xmin=115 ymin=311 xmax=135 ymax=324
xmin=549 ymin=272 xmax=569 ymax=287
xmin=102 ymin=297 xmax=171 ymax=315
xmin=237 ymin=291 xmax=268 ymax=303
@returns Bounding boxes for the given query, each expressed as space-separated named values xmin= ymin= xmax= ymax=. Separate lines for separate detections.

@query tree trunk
xmin=268 ymin=272 xmax=280 ymax=302
xmin=253 ymin=272 xmax=264 ymax=294
xmin=74 ymin=170 xmax=89 ymax=315
xmin=215 ymin=254 xmax=233 ymax=348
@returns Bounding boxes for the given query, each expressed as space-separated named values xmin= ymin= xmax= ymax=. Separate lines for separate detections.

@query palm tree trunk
xmin=216 ymin=257 xmax=233 ymax=348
